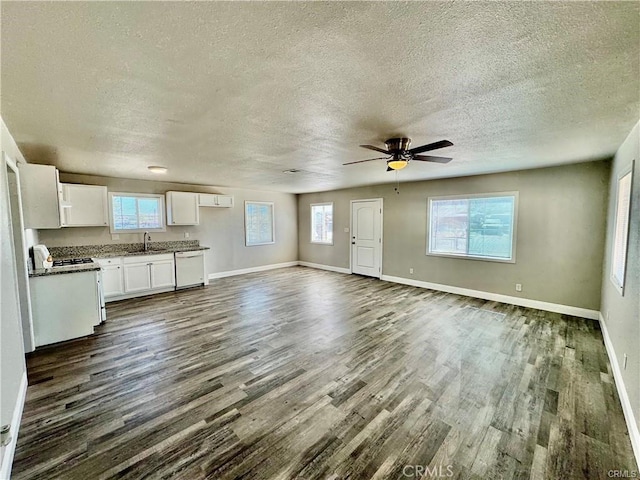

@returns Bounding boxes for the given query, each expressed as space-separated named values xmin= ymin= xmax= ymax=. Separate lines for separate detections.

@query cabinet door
xmin=167 ymin=192 xmax=199 ymax=225
xmin=216 ymin=195 xmax=234 ymax=207
xmin=18 ymin=164 xmax=62 ymax=229
xmin=150 ymin=260 xmax=175 ymax=289
xmin=62 ymin=184 xmax=109 ymax=227
xmin=123 ymin=263 xmax=151 ymax=293
xmin=102 ymin=265 xmax=124 ymax=297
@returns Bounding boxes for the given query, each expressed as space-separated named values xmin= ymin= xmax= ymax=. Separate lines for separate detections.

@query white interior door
xmin=351 ymin=199 xmax=382 ymax=278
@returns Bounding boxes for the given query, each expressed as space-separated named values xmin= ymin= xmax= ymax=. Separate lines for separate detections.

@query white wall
xmin=600 ymin=121 xmax=640 ymax=441
xmin=299 ymin=161 xmax=610 ymax=312
xmin=38 ymin=173 xmax=298 ymax=275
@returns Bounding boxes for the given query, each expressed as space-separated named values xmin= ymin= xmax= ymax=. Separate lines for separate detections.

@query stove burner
xmin=52 ymin=258 xmax=94 ymax=267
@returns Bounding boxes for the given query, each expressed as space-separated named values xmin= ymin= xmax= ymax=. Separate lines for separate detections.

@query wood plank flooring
xmin=12 ymin=267 xmax=638 ymax=479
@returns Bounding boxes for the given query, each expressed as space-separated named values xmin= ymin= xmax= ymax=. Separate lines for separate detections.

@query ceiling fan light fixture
xmin=387 ymin=159 xmax=408 ymax=170
xmin=147 ymin=166 xmax=168 ymax=174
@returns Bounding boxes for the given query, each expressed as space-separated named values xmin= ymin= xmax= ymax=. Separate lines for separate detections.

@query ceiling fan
xmin=344 ymin=137 xmax=453 ymax=171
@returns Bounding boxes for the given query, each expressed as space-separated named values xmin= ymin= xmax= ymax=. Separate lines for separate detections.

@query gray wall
xmin=0 ymin=118 xmax=27 ymax=466
xmin=299 ymin=161 xmax=610 ymax=311
xmin=600 ymin=121 xmax=640 ymax=432
xmin=38 ymin=173 xmax=298 ymax=274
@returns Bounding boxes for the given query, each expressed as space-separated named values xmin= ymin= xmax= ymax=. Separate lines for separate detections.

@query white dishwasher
xmin=175 ymin=250 xmax=205 ymax=289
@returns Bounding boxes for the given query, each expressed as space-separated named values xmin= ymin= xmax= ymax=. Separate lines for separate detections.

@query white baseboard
xmin=380 ymin=275 xmax=600 ymax=320
xmin=599 ymin=313 xmax=640 ymax=468
xmin=0 ymin=372 xmax=27 ymax=480
xmin=208 ymin=261 xmax=298 ymax=280
xmin=298 ymin=261 xmax=351 ymax=275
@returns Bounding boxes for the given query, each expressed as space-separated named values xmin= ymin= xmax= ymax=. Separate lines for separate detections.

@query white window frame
xmin=245 ymin=201 xmax=275 ymax=246
xmin=108 ymin=192 xmax=166 ymax=233
xmin=310 ymin=202 xmax=334 ymax=245
xmin=427 ymin=191 xmax=518 ymax=263
xmin=610 ymin=163 xmax=634 ymax=295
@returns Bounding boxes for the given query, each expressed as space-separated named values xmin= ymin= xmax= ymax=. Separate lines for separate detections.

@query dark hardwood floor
xmin=12 ymin=267 xmax=637 ymax=479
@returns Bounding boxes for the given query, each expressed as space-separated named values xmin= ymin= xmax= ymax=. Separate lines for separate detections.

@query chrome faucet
xmin=143 ymin=231 xmax=151 ymax=251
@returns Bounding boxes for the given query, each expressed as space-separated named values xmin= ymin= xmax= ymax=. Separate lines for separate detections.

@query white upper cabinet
xmin=19 ymin=163 xmax=63 ymax=229
xmin=61 ymin=183 xmax=109 ymax=227
xmin=199 ymin=193 xmax=234 ymax=208
xmin=166 ymin=191 xmax=199 ymax=225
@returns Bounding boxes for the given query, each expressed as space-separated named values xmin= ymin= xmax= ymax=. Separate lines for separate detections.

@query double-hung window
xmin=245 ymin=201 xmax=275 ymax=246
xmin=427 ymin=192 xmax=518 ymax=262
xmin=611 ymin=165 xmax=634 ymax=295
xmin=109 ymin=193 xmax=165 ymax=233
xmin=311 ymin=203 xmax=333 ymax=244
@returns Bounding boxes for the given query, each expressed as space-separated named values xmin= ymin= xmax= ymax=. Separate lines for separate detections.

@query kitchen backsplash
xmin=49 ymin=240 xmax=200 ymax=259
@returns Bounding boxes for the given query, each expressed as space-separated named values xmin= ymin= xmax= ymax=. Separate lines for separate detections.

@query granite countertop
xmin=89 ymin=245 xmax=209 ymax=259
xmin=49 ymin=241 xmax=209 ymax=260
xmin=30 ymin=262 xmax=102 ymax=278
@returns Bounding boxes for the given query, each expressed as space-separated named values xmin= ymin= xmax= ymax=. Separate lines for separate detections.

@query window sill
xmin=426 ymin=252 xmax=516 ymax=264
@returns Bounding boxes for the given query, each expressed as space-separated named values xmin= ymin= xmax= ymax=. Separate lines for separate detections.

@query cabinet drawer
xmin=95 ymin=257 xmax=122 ymax=267
xmin=123 ymin=253 xmax=174 ymax=264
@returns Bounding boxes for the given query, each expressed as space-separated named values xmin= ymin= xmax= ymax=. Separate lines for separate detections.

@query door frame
xmin=2 ymin=152 xmax=35 ymax=352
xmin=349 ymin=198 xmax=384 ymax=279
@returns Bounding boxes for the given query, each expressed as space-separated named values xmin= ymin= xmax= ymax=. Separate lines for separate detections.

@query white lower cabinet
xmin=95 ymin=257 xmax=125 ymax=298
xmin=97 ymin=254 xmax=175 ymax=300
xmin=124 ymin=262 xmax=153 ymax=293
xmin=150 ymin=260 xmax=176 ymax=289
xmin=30 ymin=270 xmax=99 ymax=346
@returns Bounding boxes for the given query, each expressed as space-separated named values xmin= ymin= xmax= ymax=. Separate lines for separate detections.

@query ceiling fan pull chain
xmin=394 ymin=170 xmax=400 ymax=194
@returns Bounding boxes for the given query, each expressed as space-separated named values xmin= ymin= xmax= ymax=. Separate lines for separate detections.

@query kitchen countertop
xmin=91 ymin=246 xmax=209 ymax=259
xmin=30 ymin=262 xmax=102 ymax=278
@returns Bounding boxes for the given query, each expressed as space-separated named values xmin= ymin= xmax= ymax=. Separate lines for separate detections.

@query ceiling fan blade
xmin=360 ymin=144 xmax=391 ymax=155
xmin=409 ymin=140 xmax=453 ymax=154
xmin=412 ymin=155 xmax=453 ymax=164
xmin=386 ymin=166 xmax=393 ymax=172
xmin=343 ymin=156 xmax=389 ymax=165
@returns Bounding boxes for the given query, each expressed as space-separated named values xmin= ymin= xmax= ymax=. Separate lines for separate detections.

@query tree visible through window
xmin=428 ymin=193 xmax=517 ymax=262
xmin=109 ymin=193 xmax=165 ymax=233
xmin=245 ymin=201 xmax=275 ymax=246
xmin=311 ymin=203 xmax=333 ymax=244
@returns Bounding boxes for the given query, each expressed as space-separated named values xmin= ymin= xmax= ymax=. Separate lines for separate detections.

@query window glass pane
xmin=430 ymin=199 xmax=468 ymax=255
xmin=612 ymin=171 xmax=632 ymax=289
xmin=111 ymin=194 xmax=163 ymax=231
xmin=311 ymin=204 xmax=333 ymax=243
xmin=138 ymin=198 xmax=161 ymax=228
xmin=246 ymin=202 xmax=274 ymax=245
xmin=468 ymin=196 xmax=514 ymax=259
xmin=429 ymin=194 xmax=516 ymax=261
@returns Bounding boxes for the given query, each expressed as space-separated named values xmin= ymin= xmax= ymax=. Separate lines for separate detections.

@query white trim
xmin=104 ymin=286 xmax=176 ymax=303
xmin=380 ymin=275 xmax=600 ymax=320
xmin=599 ymin=313 xmax=640 ymax=467
xmin=298 ymin=261 xmax=351 ymax=275
xmin=0 ymin=372 xmax=27 ymax=480
xmin=208 ymin=261 xmax=298 ymax=280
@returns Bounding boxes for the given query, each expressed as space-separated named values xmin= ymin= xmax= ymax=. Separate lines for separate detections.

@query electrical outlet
xmin=409 ymin=268 xmax=414 ymax=274
xmin=515 ymin=283 xmax=522 ymax=292
xmin=344 ymin=227 xmax=349 ymax=233
xmin=184 ymin=232 xmax=190 ymax=239
xmin=623 ymin=354 xmax=628 ymax=370
xmin=111 ymin=234 xmax=119 ymax=240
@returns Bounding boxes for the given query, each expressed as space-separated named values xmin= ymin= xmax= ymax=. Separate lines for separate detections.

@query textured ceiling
xmin=1 ymin=2 xmax=639 ymax=193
